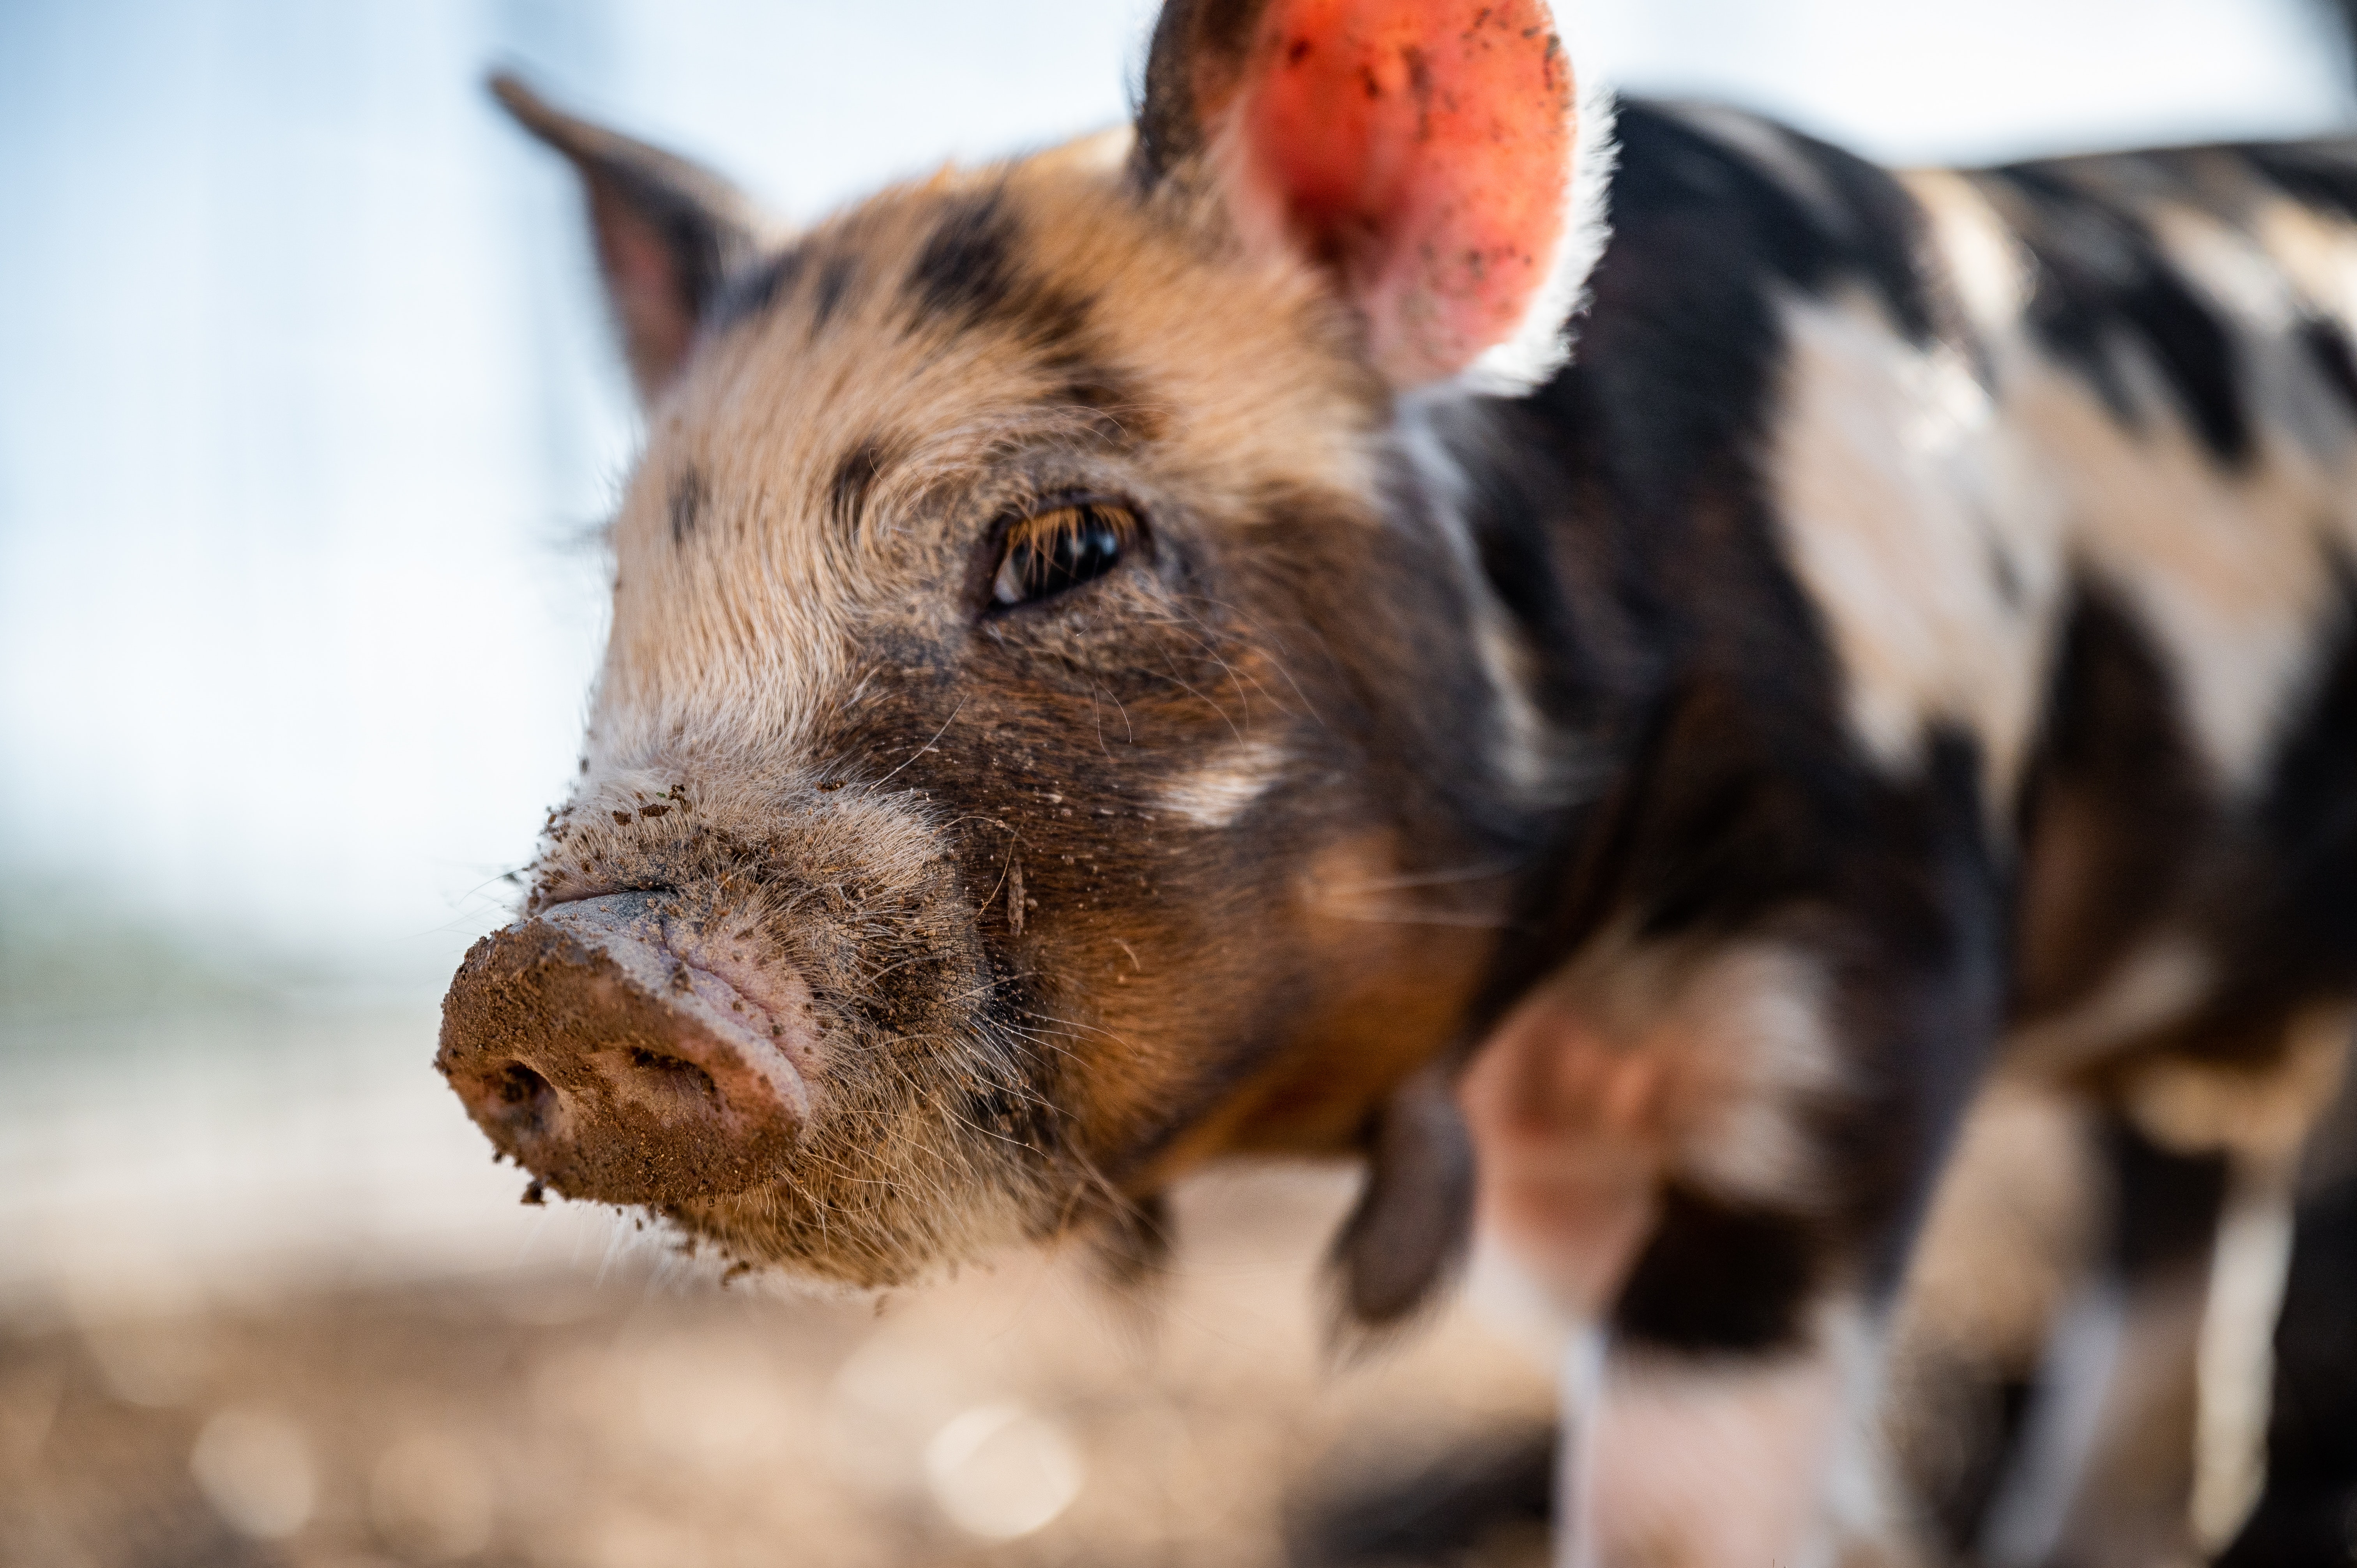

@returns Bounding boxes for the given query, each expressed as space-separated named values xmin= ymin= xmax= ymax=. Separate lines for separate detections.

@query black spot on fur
xmin=1511 ymin=102 xmax=1950 ymax=528
xmin=708 ymin=247 xmax=806 ymax=333
xmin=1680 ymin=108 xmax=1943 ymax=343
xmin=2104 ymin=1115 xmax=2228 ymax=1281
xmin=2244 ymin=139 xmax=2357 ymax=224
xmin=1612 ymin=1190 xmax=1822 ymax=1354
xmin=2010 ymin=586 xmax=2216 ymax=1022
xmin=2218 ymin=1162 xmax=2357 ymax=1567
xmin=1047 ymin=365 xmax=1134 ymax=415
xmin=1626 ymin=104 xmax=1943 ymax=348
xmin=2299 ymin=315 xmax=2357 ymax=416
xmin=1981 ymin=160 xmax=2253 ymax=466
xmin=811 ymin=256 xmax=856 ymax=335
xmin=909 ymin=191 xmax=1021 ymax=328
xmin=668 ymin=468 xmax=704 ymax=547
xmin=1041 ymin=361 xmax=1161 ymax=443
xmin=905 ymin=189 xmax=1101 ymax=362
xmin=829 ymin=438 xmax=891 ymax=533
xmin=1286 ymin=1425 xmax=1555 ymax=1566
xmin=2011 ymin=565 xmax=2357 ymax=1078
xmin=2251 ymin=558 xmax=2357 ymax=990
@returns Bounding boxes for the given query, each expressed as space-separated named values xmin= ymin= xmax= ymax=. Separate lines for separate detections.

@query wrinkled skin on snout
xmin=441 ymin=0 xmax=1597 ymax=1311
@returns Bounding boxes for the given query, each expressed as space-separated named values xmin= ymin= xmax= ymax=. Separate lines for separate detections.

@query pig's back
xmin=1519 ymin=100 xmax=2357 ymax=1072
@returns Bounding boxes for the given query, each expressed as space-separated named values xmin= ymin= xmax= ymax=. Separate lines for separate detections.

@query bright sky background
xmin=2 ymin=0 xmax=2350 ymax=990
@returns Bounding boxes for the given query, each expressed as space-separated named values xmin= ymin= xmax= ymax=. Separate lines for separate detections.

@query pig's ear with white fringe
xmin=1133 ymin=0 xmax=1613 ymax=394
xmin=491 ymin=73 xmax=764 ymax=405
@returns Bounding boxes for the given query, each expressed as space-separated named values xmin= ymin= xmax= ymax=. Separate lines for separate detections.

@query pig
xmin=438 ymin=2 xmax=2357 ymax=1561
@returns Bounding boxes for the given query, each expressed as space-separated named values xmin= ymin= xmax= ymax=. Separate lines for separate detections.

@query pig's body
xmin=442 ymin=8 xmax=2357 ymax=1561
xmin=1456 ymin=108 xmax=2357 ymax=1562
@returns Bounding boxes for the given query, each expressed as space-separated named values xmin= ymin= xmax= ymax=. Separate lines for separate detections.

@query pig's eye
xmin=989 ymin=501 xmax=1138 ymax=609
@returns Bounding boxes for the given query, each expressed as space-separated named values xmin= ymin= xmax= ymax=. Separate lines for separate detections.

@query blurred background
xmin=3 ymin=2 xmax=2355 ymax=1564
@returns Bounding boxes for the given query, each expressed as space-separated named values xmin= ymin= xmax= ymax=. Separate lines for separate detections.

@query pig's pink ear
xmin=492 ymin=74 xmax=763 ymax=405
xmin=1134 ymin=0 xmax=1612 ymax=392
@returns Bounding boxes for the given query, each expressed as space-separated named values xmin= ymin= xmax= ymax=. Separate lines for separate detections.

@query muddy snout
xmin=437 ymin=893 xmax=819 ymax=1204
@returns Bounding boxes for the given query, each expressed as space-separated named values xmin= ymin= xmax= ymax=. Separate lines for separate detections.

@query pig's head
xmin=440 ymin=0 xmax=1615 ymax=1326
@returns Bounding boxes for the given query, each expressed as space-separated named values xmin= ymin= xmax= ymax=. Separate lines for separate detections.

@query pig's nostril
xmin=625 ymin=1046 xmax=721 ymax=1107
xmin=488 ymin=1063 xmax=557 ymax=1130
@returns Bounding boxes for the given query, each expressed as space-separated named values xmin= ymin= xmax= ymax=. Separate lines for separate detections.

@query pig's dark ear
xmin=1133 ymin=0 xmax=1613 ymax=393
xmin=1327 ymin=1067 xmax=1476 ymax=1347
xmin=491 ymin=73 xmax=763 ymax=404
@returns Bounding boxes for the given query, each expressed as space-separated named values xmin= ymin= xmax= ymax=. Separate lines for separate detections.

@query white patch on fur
xmin=1904 ymin=169 xmax=2032 ymax=328
xmin=2191 ymin=1156 xmax=2299 ymax=1554
xmin=1151 ymin=738 xmax=1290 ymax=828
xmin=2181 ymin=1011 xmax=2352 ymax=1553
xmin=1906 ymin=170 xmax=2357 ymax=798
xmin=1554 ymin=1323 xmax=1609 ymax=1568
xmin=1550 ymin=934 xmax=1846 ymax=1204
xmin=1461 ymin=935 xmax=1845 ymax=1318
xmin=1464 ymin=1227 xmax=1587 ymax=1360
xmin=1978 ymin=1281 xmax=2130 ymax=1568
xmin=1898 ymin=1081 xmax=2104 ymax=1361
xmin=1677 ymin=945 xmax=1846 ymax=1204
xmin=2039 ymin=402 xmax=2338 ymax=795
xmin=1580 ymin=1307 xmax=1895 ymax=1568
xmin=1959 ymin=198 xmax=2357 ymax=796
xmin=1771 ymin=289 xmax=2066 ymax=803
xmin=2256 ymin=192 xmax=2357 ymax=323
xmin=1496 ymin=936 xmax=1853 ymax=1210
xmin=1459 ymin=9 xmax=1621 ymax=397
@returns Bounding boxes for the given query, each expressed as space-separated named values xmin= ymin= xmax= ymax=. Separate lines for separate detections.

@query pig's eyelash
xmin=984 ymin=498 xmax=1145 ymax=613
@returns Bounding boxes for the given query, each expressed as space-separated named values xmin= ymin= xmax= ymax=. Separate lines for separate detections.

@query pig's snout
xmin=436 ymin=893 xmax=818 ymax=1204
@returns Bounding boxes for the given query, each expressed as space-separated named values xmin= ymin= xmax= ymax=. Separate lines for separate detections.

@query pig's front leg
xmin=1463 ymin=917 xmax=1996 ymax=1568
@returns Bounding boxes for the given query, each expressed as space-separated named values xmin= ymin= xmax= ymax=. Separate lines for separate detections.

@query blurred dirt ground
xmin=0 ymin=916 xmax=1548 ymax=1568
xmin=0 ymin=1171 xmax=1558 ymax=1568
xmin=0 ymin=888 xmax=1571 ymax=1568
xmin=8 ymin=901 xmax=2351 ymax=1568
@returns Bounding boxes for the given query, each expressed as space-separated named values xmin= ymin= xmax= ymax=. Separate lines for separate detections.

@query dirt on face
xmin=1 ymin=1174 xmax=1556 ymax=1568
xmin=438 ymin=915 xmax=810 ymax=1206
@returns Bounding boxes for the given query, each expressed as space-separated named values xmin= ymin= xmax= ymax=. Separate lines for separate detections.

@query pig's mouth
xmin=437 ymin=891 xmax=824 ymax=1204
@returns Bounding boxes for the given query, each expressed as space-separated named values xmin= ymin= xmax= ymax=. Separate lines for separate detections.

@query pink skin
xmin=1229 ymin=0 xmax=1575 ymax=386
xmin=539 ymin=896 xmax=820 ymax=1121
xmin=438 ymin=892 xmax=822 ymax=1204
